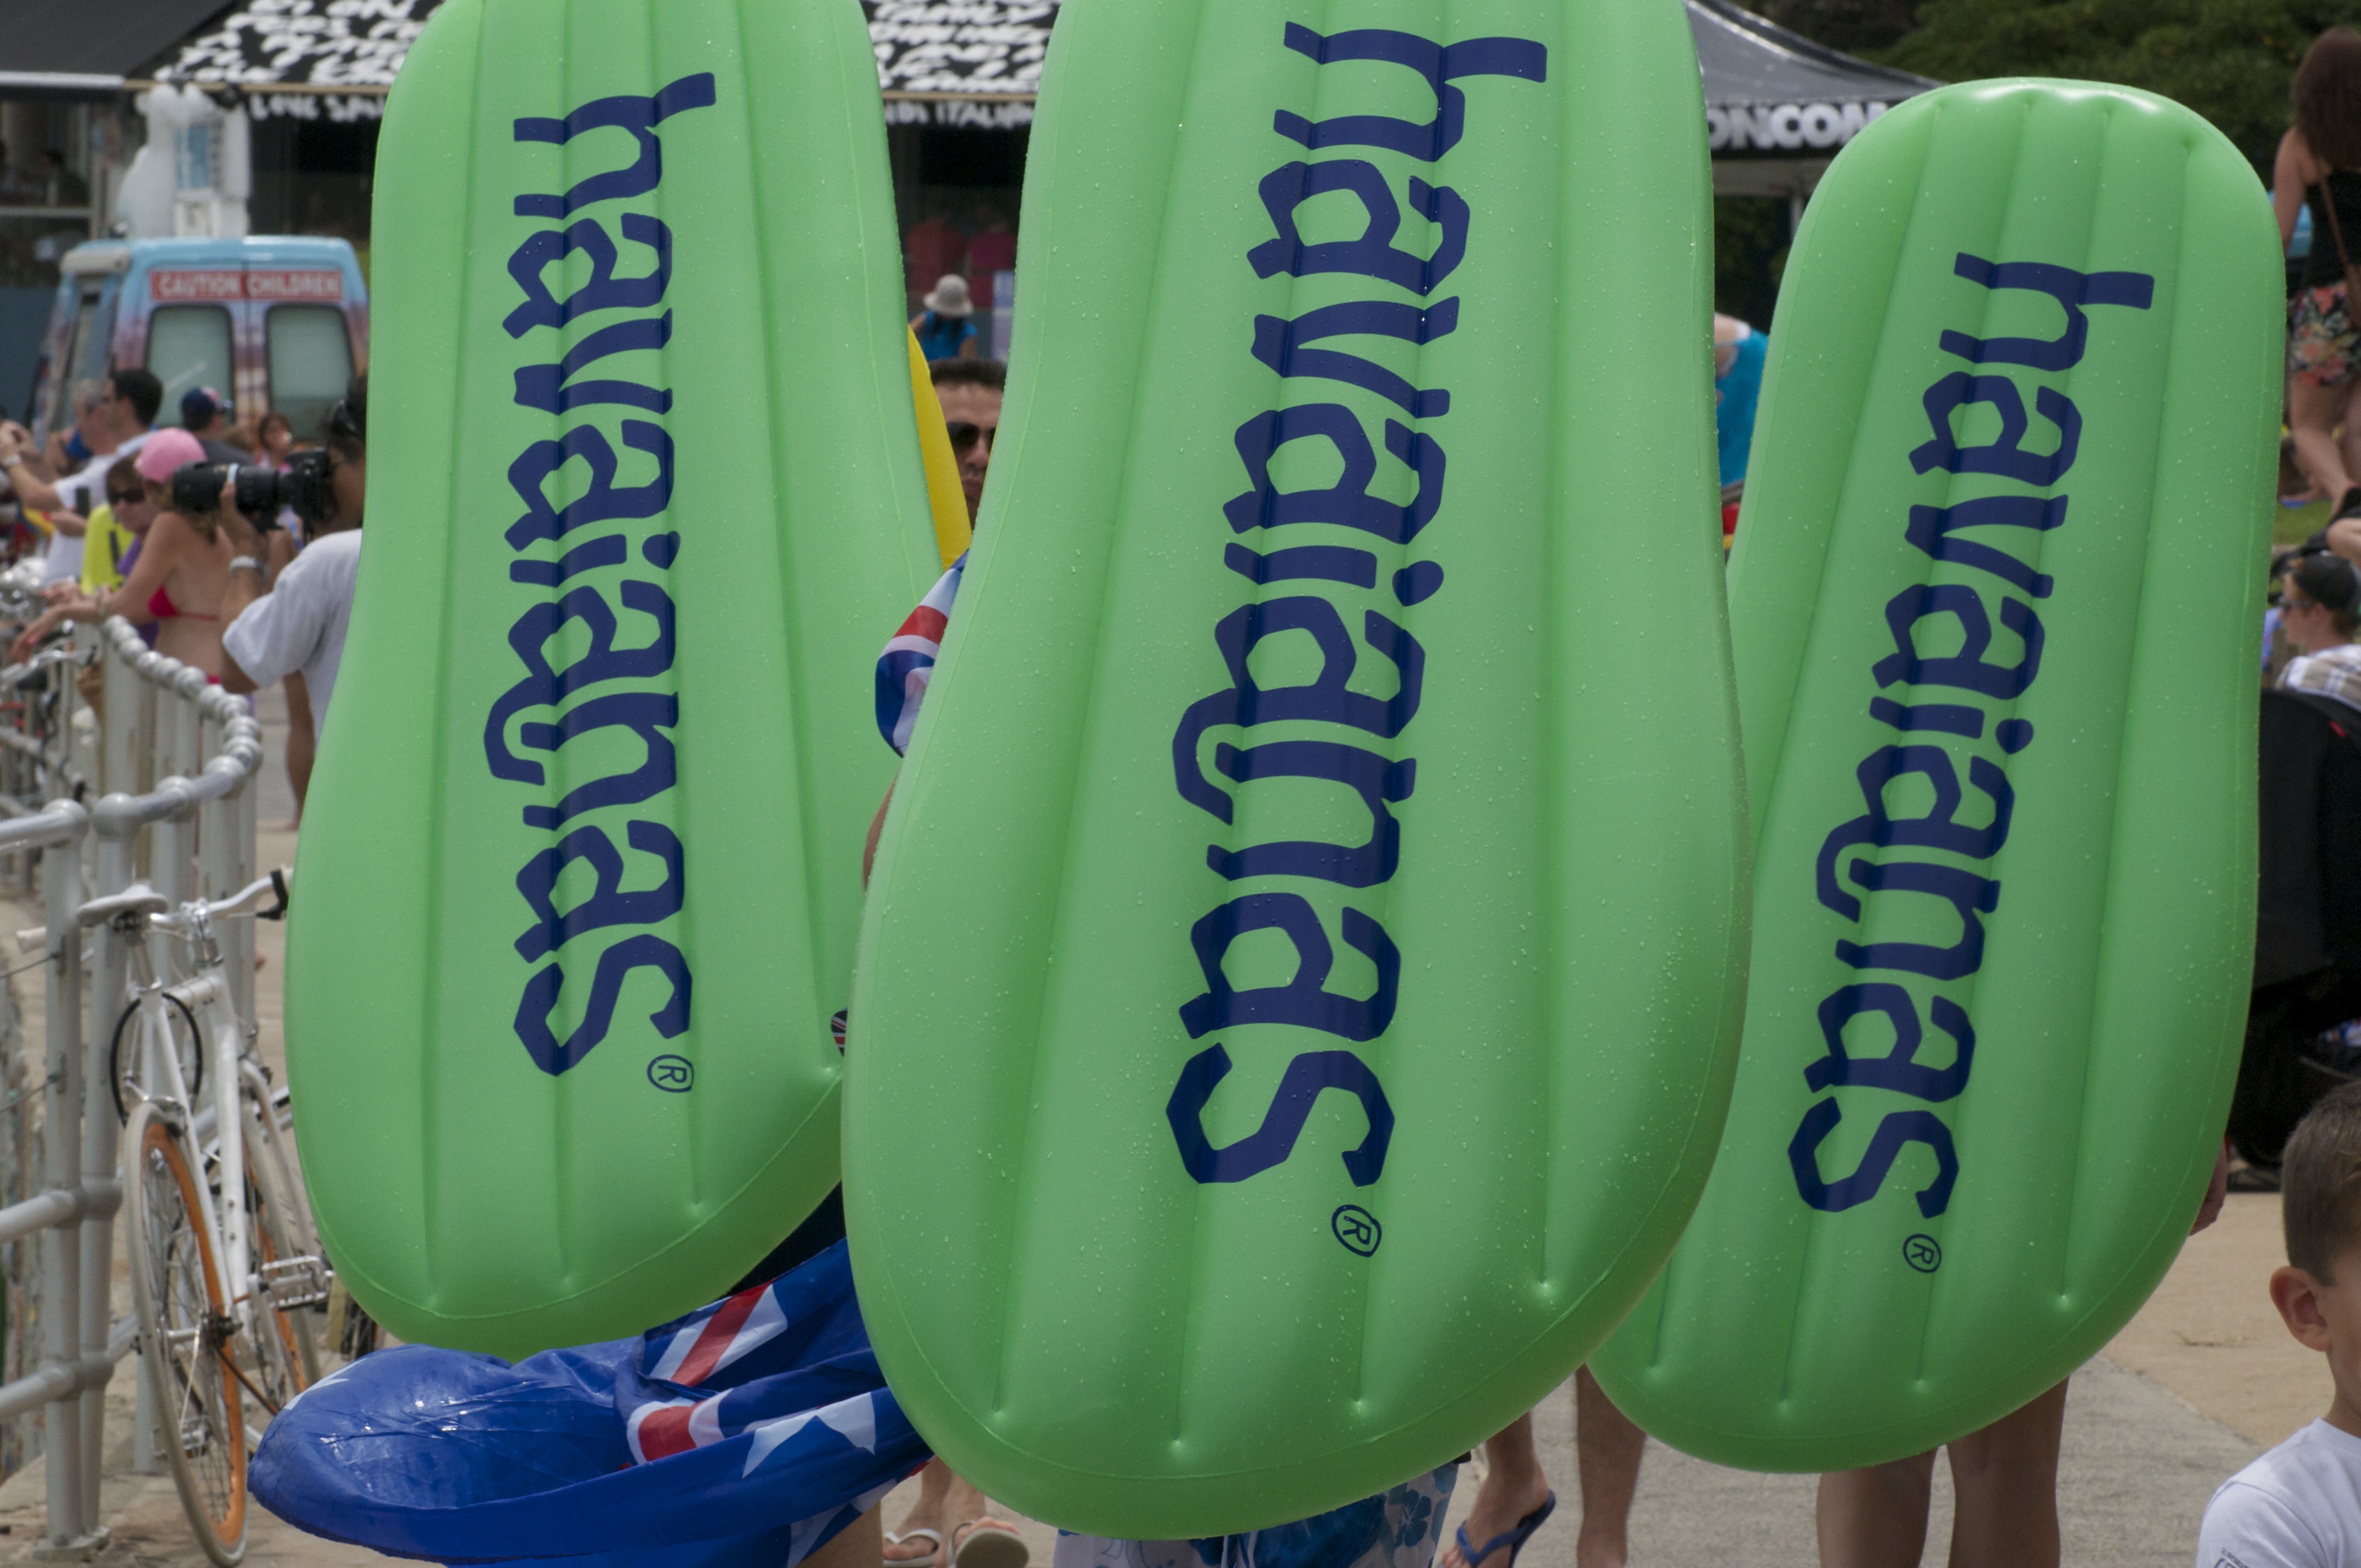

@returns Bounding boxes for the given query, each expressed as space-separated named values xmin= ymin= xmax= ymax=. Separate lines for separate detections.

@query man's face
xmin=108 ymin=393 xmax=143 ymax=434
xmin=935 ymin=381 xmax=1002 ymax=522
xmin=75 ymin=398 xmax=110 ymax=445
xmin=329 ymin=449 xmax=367 ymax=529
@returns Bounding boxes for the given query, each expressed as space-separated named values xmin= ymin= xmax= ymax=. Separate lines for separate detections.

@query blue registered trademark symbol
xmin=1332 ymin=1205 xmax=1381 ymax=1257
xmin=648 ymin=1054 xmax=694 ymax=1092
xmin=1903 ymin=1233 xmax=1943 ymax=1273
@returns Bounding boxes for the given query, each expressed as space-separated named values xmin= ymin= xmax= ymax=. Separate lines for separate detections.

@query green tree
xmin=1870 ymin=0 xmax=2361 ymax=175
xmin=1754 ymin=0 xmax=1922 ymax=57
xmin=1715 ymin=197 xmax=1791 ymax=324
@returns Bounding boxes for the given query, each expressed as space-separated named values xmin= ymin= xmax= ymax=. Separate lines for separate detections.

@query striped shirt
xmin=2283 ymin=641 xmax=2361 ymax=715
xmin=875 ymin=554 xmax=965 ymax=754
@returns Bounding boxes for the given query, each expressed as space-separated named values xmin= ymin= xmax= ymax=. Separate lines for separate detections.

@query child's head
xmin=2272 ymin=1083 xmax=2361 ymax=1419
xmin=2288 ymin=1083 xmax=2361 ymax=1281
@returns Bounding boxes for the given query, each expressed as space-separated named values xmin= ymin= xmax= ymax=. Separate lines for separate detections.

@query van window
xmin=266 ymin=306 xmax=352 ymax=442
xmin=148 ymin=306 xmax=233 ymax=426
xmin=66 ymin=291 xmax=111 ymax=385
xmin=46 ymin=286 xmax=115 ymax=434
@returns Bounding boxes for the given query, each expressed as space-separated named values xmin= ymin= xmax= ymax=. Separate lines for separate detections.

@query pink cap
xmin=134 ymin=428 xmax=206 ymax=485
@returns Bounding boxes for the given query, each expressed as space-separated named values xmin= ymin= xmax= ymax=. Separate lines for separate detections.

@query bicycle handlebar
xmin=0 ymin=641 xmax=83 ymax=689
xmin=162 ymin=868 xmax=290 ymax=929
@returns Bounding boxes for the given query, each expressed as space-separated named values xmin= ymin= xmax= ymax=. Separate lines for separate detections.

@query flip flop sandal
xmin=885 ymin=1528 xmax=945 ymax=1567
xmin=1455 ymin=1493 xmax=1557 ymax=1568
xmin=951 ymin=1517 xmax=1029 ymax=1568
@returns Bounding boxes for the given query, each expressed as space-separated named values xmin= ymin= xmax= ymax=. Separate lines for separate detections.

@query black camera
xmin=168 ymin=448 xmax=335 ymax=530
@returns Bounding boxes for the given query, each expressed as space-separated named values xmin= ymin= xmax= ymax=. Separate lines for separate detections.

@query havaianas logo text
xmin=487 ymin=73 xmax=716 ymax=1076
xmin=1788 ymin=254 xmax=2155 ymax=1216
xmin=1162 ymin=25 xmax=1546 ymax=1189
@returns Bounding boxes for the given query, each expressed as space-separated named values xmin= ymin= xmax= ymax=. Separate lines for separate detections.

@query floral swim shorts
xmin=2292 ymin=284 xmax=2361 ymax=387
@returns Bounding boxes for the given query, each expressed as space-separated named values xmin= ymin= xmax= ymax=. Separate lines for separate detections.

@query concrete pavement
xmin=1429 ymin=1354 xmax=2261 ymax=1567
xmin=18 ymin=686 xmax=2312 ymax=1565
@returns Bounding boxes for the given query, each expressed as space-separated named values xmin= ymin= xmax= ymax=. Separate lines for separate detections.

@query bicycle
xmin=48 ymin=870 xmax=325 ymax=1566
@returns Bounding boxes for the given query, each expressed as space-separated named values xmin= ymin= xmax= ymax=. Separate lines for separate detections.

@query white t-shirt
xmin=222 ymin=529 xmax=361 ymax=734
xmin=40 ymin=431 xmax=148 ymax=586
xmin=2200 ymin=1420 xmax=2361 ymax=1567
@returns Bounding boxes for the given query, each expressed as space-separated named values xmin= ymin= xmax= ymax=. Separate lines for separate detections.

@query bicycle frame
xmin=133 ymin=970 xmax=255 ymax=1339
xmin=101 ymin=870 xmax=307 ymax=1363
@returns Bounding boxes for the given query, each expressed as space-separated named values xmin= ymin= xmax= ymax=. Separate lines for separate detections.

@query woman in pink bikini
xmin=10 ymin=428 xmax=235 ymax=677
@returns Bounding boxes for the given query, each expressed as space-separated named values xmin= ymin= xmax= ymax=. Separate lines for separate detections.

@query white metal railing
xmin=0 ymin=561 xmax=92 ymax=839
xmin=0 ymin=614 xmax=263 ymax=1556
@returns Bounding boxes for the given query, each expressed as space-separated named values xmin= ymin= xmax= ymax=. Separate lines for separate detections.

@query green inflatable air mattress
xmin=846 ymin=0 xmax=1749 ymax=1536
xmin=286 ymin=0 xmax=940 ymax=1358
xmin=1592 ymin=79 xmax=2282 ymax=1471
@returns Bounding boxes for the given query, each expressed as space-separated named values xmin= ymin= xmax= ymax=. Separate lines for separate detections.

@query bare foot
xmin=1440 ymin=1468 xmax=1552 ymax=1568
xmin=949 ymin=1517 xmax=1029 ymax=1568
xmin=885 ymin=1499 xmax=945 ymax=1565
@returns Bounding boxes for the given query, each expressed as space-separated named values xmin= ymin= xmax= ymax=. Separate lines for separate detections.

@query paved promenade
xmin=3 ymin=689 xmax=2306 ymax=1566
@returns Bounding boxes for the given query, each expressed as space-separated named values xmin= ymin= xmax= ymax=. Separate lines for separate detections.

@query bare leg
xmin=1816 ymin=1451 xmax=1937 ymax=1568
xmin=1573 ymin=1368 xmax=1644 ymax=1568
xmin=811 ymin=1505 xmax=884 ymax=1568
xmin=2341 ymin=381 xmax=2361 ymax=495
xmin=283 ymin=672 xmax=314 ymax=824
xmin=887 ymin=1458 xmax=953 ymax=1562
xmin=1943 ymin=1380 xmax=2068 ymax=1568
xmin=1439 ymin=1412 xmax=1552 ymax=1568
xmin=2291 ymin=375 xmax=2355 ymax=505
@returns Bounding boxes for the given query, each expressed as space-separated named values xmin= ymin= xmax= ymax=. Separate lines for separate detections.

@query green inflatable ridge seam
xmin=315 ymin=1100 xmax=840 ymax=1333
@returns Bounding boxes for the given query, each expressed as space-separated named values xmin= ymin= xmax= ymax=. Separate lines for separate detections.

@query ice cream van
xmin=27 ymin=235 xmax=368 ymax=443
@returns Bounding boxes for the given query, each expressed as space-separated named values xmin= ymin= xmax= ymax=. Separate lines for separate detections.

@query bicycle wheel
xmin=124 ymin=1101 xmax=247 ymax=1566
xmin=111 ymin=990 xmax=204 ymax=1120
xmin=240 ymin=1119 xmax=318 ymax=1393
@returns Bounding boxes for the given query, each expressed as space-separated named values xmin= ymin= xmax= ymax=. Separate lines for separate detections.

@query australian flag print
xmin=252 ymin=1243 xmax=926 ymax=1566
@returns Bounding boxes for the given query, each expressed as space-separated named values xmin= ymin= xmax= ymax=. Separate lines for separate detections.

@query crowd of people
xmin=0 ymin=368 xmax=369 ymax=819
xmin=15 ymin=37 xmax=2361 ymax=1563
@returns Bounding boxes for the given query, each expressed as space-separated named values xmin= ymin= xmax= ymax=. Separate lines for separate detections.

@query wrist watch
xmin=228 ymin=557 xmax=264 ymax=576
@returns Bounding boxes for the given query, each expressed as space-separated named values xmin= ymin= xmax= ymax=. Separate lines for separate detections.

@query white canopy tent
xmin=1689 ymin=0 xmax=1938 ymax=198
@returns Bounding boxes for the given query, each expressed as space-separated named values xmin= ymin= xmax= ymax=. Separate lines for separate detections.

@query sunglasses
xmin=106 ymin=491 xmax=142 ymax=507
xmin=945 ymin=421 xmax=997 ymax=453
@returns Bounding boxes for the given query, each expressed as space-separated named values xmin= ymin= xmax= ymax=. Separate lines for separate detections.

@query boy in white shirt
xmin=2199 ymin=1082 xmax=2361 ymax=1566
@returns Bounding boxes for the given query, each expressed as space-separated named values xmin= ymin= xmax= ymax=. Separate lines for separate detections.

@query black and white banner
xmin=1707 ymin=99 xmax=1895 ymax=155
xmin=867 ymin=2 xmax=1058 ymax=100
xmin=154 ymin=0 xmax=440 ymax=116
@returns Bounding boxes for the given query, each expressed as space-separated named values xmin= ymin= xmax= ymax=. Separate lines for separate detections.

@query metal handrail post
xmin=37 ymin=809 xmax=86 ymax=1551
xmin=99 ymin=632 xmax=144 ymax=1491
xmin=132 ymin=652 xmax=156 ymax=798
xmin=129 ymin=652 xmax=156 ymax=888
xmin=75 ymin=824 xmax=134 ymax=1536
xmin=99 ymin=632 xmax=134 ymax=800
xmin=47 ymin=650 xmax=70 ymax=809
xmin=197 ymin=704 xmax=253 ymax=1025
xmin=57 ymin=631 xmax=91 ymax=808
xmin=158 ymin=669 xmax=203 ymax=986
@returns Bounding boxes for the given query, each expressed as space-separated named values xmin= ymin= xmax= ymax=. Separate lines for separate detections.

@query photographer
xmin=8 ymin=426 xmax=233 ymax=676
xmin=219 ymin=378 xmax=365 ymax=814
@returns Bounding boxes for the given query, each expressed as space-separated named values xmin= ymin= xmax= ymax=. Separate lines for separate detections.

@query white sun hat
xmin=923 ymin=274 xmax=974 ymax=316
